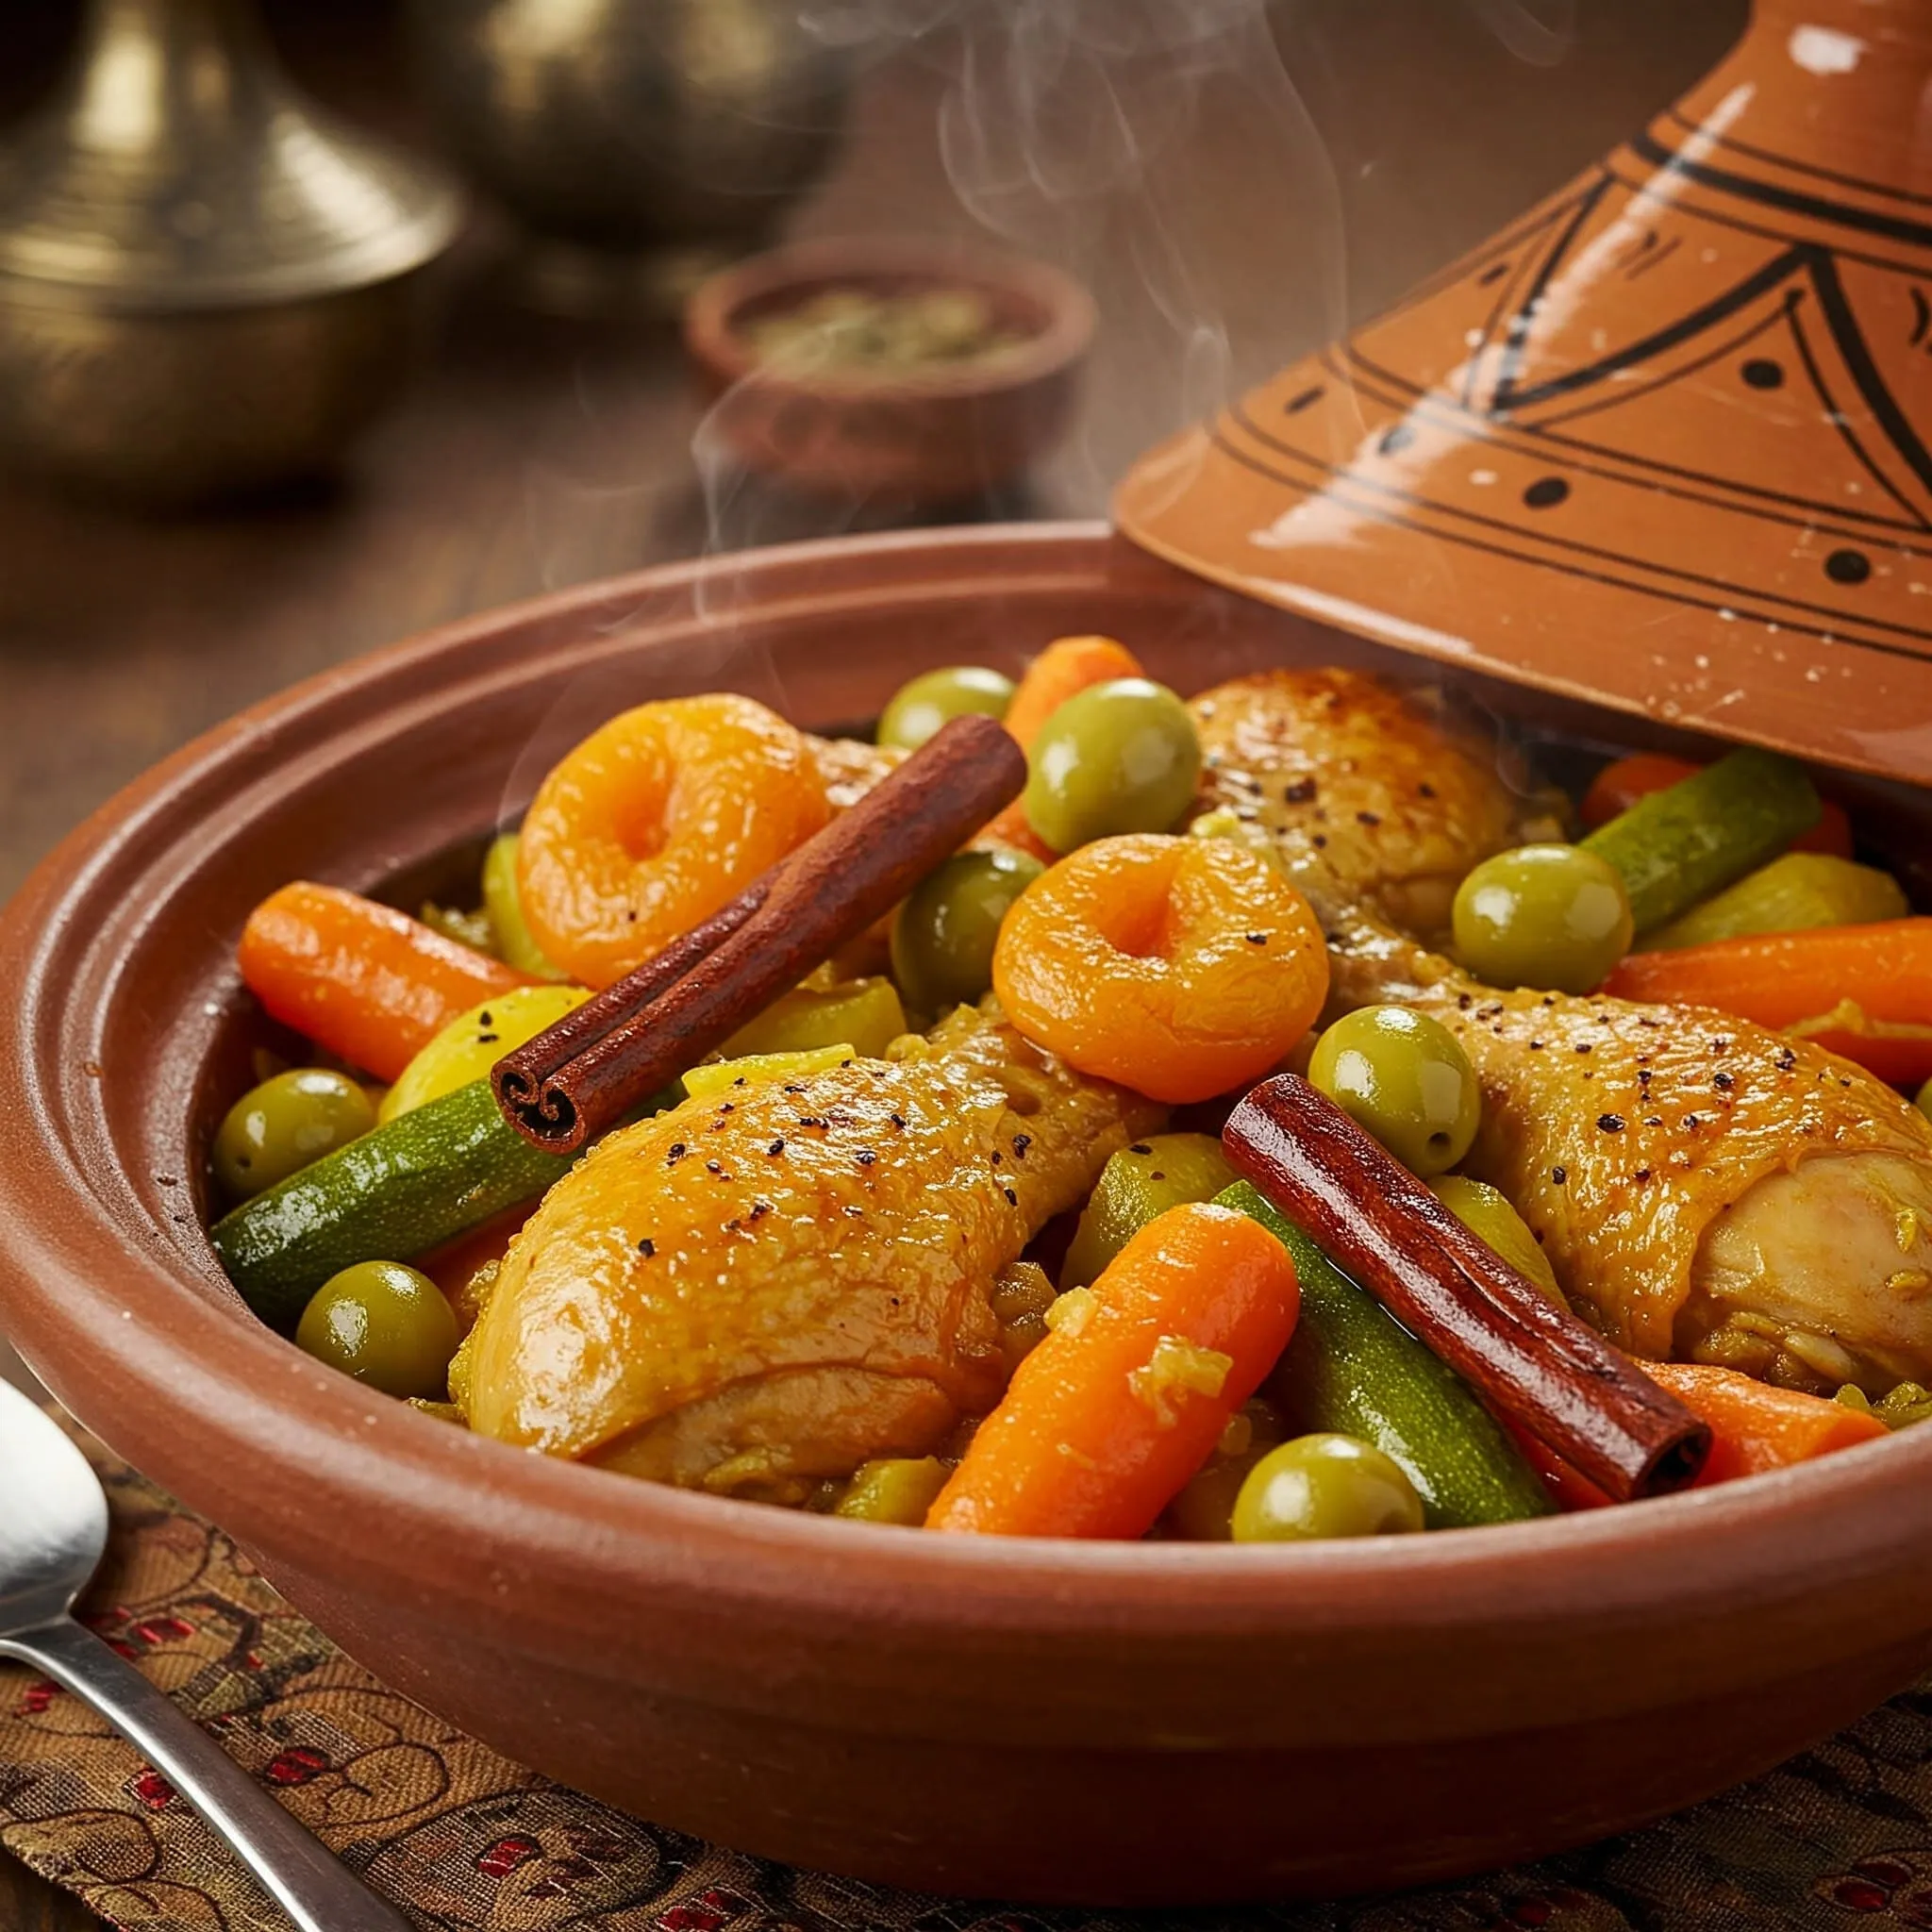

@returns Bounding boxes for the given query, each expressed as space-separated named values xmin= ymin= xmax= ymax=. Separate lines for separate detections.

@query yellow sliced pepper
xmin=724 ymin=974 xmax=908 ymax=1059
xmin=379 ymin=982 xmax=590 ymax=1124
xmin=682 ymin=1043 xmax=858 ymax=1100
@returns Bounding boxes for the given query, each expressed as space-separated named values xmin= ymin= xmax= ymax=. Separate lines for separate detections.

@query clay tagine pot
xmin=1116 ymin=0 xmax=1932 ymax=784
xmin=8 ymin=527 xmax=1932 ymax=1907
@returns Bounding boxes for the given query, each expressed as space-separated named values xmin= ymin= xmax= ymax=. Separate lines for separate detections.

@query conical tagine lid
xmin=1115 ymin=0 xmax=1932 ymax=781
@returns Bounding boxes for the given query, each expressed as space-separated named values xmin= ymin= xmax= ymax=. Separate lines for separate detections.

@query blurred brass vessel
xmin=0 ymin=0 xmax=465 ymax=506
xmin=406 ymin=0 xmax=857 ymax=279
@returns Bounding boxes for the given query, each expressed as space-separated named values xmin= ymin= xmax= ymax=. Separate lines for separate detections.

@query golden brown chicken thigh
xmin=1191 ymin=668 xmax=1551 ymax=941
xmin=460 ymin=1004 xmax=1162 ymax=1494
xmin=1193 ymin=667 xmax=1932 ymax=1393
xmin=1413 ymin=974 xmax=1932 ymax=1388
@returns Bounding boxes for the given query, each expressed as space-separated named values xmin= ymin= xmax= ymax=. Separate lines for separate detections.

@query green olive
xmin=1307 ymin=1005 xmax=1480 ymax=1176
xmin=1232 ymin=1433 xmax=1425 ymax=1542
xmin=891 ymin=849 xmax=1043 ymax=1013
xmin=1918 ymin=1075 xmax=1932 ymax=1125
xmin=1023 ymin=678 xmax=1202 ymax=854
xmin=1452 ymin=843 xmax=1634 ymax=993
xmin=876 ymin=666 xmax=1015 ymax=753
xmin=295 ymin=1260 xmax=459 ymax=1399
xmin=212 ymin=1068 xmax=375 ymax=1201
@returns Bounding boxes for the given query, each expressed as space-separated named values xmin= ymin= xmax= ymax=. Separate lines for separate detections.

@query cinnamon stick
xmin=1223 ymin=1074 xmax=1709 ymax=1502
xmin=491 ymin=882 xmax=774 ymax=1143
xmin=491 ymin=711 xmax=1026 ymax=1153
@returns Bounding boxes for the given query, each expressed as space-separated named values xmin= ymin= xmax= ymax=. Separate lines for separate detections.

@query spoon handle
xmin=0 ymin=1616 xmax=417 ymax=1931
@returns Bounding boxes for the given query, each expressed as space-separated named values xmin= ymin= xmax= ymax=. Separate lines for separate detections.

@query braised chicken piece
xmin=1193 ymin=668 xmax=1932 ymax=1394
xmin=1191 ymin=668 xmax=1554 ymax=941
xmin=458 ymin=1004 xmax=1163 ymax=1496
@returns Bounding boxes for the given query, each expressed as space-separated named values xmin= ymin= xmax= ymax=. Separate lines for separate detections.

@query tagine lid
xmin=1115 ymin=0 xmax=1932 ymax=783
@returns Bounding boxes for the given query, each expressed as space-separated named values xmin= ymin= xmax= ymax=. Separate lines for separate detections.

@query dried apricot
xmin=517 ymin=693 xmax=832 ymax=989
xmin=992 ymin=833 xmax=1328 ymax=1103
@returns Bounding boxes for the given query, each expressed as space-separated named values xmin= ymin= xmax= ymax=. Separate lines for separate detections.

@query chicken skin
xmin=460 ymin=1004 xmax=1162 ymax=1495
xmin=1193 ymin=667 xmax=1932 ymax=1393
xmin=1191 ymin=668 xmax=1554 ymax=941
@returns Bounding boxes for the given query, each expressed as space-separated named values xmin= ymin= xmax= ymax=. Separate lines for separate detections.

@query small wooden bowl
xmin=684 ymin=240 xmax=1094 ymax=503
xmin=4 ymin=526 xmax=1932 ymax=1906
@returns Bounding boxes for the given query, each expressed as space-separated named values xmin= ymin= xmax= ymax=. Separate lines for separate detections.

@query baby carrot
xmin=1507 ymin=1362 xmax=1886 ymax=1505
xmin=1603 ymin=919 xmax=1932 ymax=1085
xmin=1642 ymin=1361 xmax=1887 ymax=1484
xmin=1582 ymin=752 xmax=1852 ymax=858
xmin=981 ymin=635 xmax=1145 ymax=856
xmin=926 ymin=1203 xmax=1299 ymax=1539
xmin=239 ymin=882 xmax=532 ymax=1084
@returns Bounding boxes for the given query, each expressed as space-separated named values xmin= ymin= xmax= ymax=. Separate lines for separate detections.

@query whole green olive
xmin=1023 ymin=678 xmax=1202 ymax=855
xmin=876 ymin=665 xmax=1016 ymax=753
xmin=1452 ymin=843 xmax=1634 ymax=993
xmin=1232 ymin=1432 xmax=1425 ymax=1542
xmin=295 ymin=1260 xmax=459 ymax=1399
xmin=891 ymin=849 xmax=1043 ymax=1013
xmin=212 ymin=1068 xmax=375 ymax=1201
xmin=1307 ymin=1004 xmax=1480 ymax=1176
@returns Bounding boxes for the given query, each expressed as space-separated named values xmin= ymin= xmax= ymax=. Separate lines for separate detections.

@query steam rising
xmin=512 ymin=0 xmax=1585 ymax=794
xmin=695 ymin=0 xmax=1354 ymax=573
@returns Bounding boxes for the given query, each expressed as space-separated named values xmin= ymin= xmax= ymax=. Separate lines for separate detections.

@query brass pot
xmin=405 ymin=0 xmax=858 ymax=252
xmin=0 ymin=0 xmax=464 ymax=507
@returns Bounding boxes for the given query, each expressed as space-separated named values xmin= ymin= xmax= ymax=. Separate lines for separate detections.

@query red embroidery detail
xmin=19 ymin=1679 xmax=58 ymax=1716
xmin=1831 ymin=1877 xmax=1892 ymax=1911
xmin=263 ymin=1745 xmax=330 ymax=1787
xmin=658 ymin=1887 xmax=745 ymax=1931
xmin=129 ymin=1767 xmax=175 ymax=1810
xmin=132 ymin=1615 xmax=195 ymax=1645
xmin=477 ymin=1835 xmax=541 ymax=1879
xmin=1856 ymin=1857 xmax=1920 ymax=1889
xmin=1507 ymin=1898 xmax=1555 ymax=1928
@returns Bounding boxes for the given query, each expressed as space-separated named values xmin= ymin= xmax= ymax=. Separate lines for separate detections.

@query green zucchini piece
xmin=1579 ymin=745 xmax=1820 ymax=934
xmin=211 ymin=1076 xmax=574 ymax=1329
xmin=1216 ymin=1181 xmax=1550 ymax=1528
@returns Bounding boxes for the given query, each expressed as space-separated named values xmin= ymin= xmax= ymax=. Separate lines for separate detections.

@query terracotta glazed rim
xmin=3 ymin=522 xmax=1928 ymax=1678
xmin=683 ymin=236 xmax=1097 ymax=402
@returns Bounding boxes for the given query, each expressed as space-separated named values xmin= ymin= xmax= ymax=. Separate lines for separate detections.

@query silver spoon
xmin=0 ymin=1377 xmax=416 ymax=1930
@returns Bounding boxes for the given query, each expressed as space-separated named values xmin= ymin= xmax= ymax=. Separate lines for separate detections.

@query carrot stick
xmin=981 ymin=635 xmax=1144 ymax=857
xmin=926 ymin=1202 xmax=1299 ymax=1538
xmin=1641 ymin=1361 xmax=1887 ymax=1483
xmin=239 ymin=882 xmax=531 ymax=1084
xmin=1507 ymin=1364 xmax=1886 ymax=1503
xmin=1583 ymin=752 xmax=1852 ymax=858
xmin=1602 ymin=919 xmax=1932 ymax=1084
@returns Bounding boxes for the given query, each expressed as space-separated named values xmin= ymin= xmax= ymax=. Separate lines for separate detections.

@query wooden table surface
xmin=0 ymin=2 xmax=1739 ymax=1923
